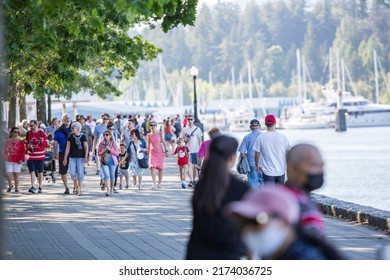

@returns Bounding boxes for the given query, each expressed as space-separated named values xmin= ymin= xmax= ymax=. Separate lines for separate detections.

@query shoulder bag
xmin=236 ymin=156 xmax=250 ymax=174
xmin=133 ymin=141 xmax=149 ymax=169
xmin=101 ymin=142 xmax=112 ymax=165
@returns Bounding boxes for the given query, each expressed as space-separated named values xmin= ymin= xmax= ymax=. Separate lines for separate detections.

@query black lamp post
xmin=190 ymin=65 xmax=204 ymax=137
xmin=190 ymin=65 xmax=199 ymax=123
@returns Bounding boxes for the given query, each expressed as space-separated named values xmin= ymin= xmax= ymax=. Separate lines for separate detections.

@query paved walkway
xmin=2 ymin=157 xmax=390 ymax=260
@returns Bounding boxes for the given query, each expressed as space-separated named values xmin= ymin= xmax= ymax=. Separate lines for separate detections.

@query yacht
xmin=199 ymin=113 xmax=229 ymax=131
xmin=228 ymin=108 xmax=255 ymax=132
xmin=281 ymin=101 xmax=334 ymax=129
xmin=323 ymin=90 xmax=390 ymax=127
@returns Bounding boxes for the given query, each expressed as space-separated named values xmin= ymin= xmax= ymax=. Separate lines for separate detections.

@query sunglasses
xmin=150 ymin=124 xmax=156 ymax=126
xmin=103 ymin=118 xmax=109 ymax=120
xmin=187 ymin=118 xmax=194 ymax=121
xmin=104 ymin=133 xmax=110 ymax=136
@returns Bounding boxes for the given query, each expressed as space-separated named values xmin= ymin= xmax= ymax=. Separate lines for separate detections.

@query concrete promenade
xmin=2 ymin=156 xmax=390 ymax=260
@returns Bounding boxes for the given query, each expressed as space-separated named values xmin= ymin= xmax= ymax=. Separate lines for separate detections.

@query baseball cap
xmin=250 ymin=119 xmax=260 ymax=126
xmin=226 ymin=186 xmax=299 ymax=224
xmin=265 ymin=114 xmax=276 ymax=125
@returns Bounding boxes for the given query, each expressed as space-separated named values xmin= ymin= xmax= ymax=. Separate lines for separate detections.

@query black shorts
xmin=58 ymin=153 xmax=69 ymax=175
xmin=27 ymin=160 xmax=44 ymax=173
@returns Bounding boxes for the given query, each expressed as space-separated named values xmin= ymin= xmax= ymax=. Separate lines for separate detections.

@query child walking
xmin=173 ymin=137 xmax=189 ymax=189
xmin=118 ymin=143 xmax=130 ymax=189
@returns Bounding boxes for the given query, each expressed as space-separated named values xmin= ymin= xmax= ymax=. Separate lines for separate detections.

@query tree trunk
xmin=7 ymin=94 xmax=16 ymax=128
xmin=36 ymin=97 xmax=47 ymax=124
xmin=18 ymin=94 xmax=27 ymax=121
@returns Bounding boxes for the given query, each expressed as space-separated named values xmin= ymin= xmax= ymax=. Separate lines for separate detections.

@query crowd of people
xmin=3 ymin=111 xmax=345 ymax=259
xmin=3 ymin=112 xmax=204 ymax=196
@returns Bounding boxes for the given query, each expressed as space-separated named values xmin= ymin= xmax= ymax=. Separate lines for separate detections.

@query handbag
xmin=101 ymin=151 xmax=111 ymax=165
xmin=138 ymin=157 xmax=149 ymax=169
xmin=132 ymin=141 xmax=149 ymax=169
xmin=101 ymin=142 xmax=113 ymax=165
xmin=236 ymin=156 xmax=250 ymax=174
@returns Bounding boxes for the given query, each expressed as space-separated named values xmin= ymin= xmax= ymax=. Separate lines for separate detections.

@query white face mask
xmin=242 ymin=219 xmax=288 ymax=259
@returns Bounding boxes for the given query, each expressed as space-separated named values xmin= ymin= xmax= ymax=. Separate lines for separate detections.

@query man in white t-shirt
xmin=182 ymin=114 xmax=203 ymax=187
xmin=253 ymin=114 xmax=290 ymax=184
xmin=86 ymin=115 xmax=96 ymax=134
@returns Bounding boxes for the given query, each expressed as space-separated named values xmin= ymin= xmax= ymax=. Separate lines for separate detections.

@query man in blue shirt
xmin=238 ymin=119 xmax=263 ymax=189
xmin=53 ymin=114 xmax=71 ymax=194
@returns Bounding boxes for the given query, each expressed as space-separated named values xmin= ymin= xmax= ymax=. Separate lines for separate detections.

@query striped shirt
xmin=25 ymin=130 xmax=48 ymax=161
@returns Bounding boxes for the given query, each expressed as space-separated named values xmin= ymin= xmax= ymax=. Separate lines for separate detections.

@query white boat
xmin=323 ymin=90 xmax=390 ymax=127
xmin=281 ymin=100 xmax=334 ymax=129
xmin=199 ymin=113 xmax=229 ymax=131
xmin=228 ymin=108 xmax=255 ymax=132
xmin=282 ymin=114 xmax=332 ymax=129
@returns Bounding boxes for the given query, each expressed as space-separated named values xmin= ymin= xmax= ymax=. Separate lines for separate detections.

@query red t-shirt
xmin=174 ymin=146 xmax=189 ymax=166
xmin=25 ymin=130 xmax=48 ymax=161
xmin=4 ymin=138 xmax=26 ymax=163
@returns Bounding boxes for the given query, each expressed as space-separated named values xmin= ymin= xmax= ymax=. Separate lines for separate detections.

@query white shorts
xmin=5 ymin=161 xmax=23 ymax=173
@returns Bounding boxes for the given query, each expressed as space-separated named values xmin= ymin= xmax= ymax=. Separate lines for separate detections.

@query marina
xmin=229 ymin=126 xmax=390 ymax=212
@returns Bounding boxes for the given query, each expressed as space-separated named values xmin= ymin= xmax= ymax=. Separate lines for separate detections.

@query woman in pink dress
xmin=147 ymin=121 xmax=169 ymax=190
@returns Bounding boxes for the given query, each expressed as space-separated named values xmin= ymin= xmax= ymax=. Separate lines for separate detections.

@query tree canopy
xmin=1 ymin=0 xmax=198 ymax=100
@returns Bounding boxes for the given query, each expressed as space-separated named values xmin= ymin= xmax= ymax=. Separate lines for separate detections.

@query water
xmin=228 ymin=127 xmax=390 ymax=212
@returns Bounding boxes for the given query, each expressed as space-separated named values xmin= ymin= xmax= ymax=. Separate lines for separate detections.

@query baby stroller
xmin=43 ymin=151 xmax=56 ymax=183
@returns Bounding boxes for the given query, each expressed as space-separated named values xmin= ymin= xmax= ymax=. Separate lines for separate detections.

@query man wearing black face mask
xmin=284 ymin=143 xmax=326 ymax=238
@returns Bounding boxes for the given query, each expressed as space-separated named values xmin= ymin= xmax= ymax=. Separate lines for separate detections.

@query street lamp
xmin=190 ymin=65 xmax=203 ymax=138
xmin=190 ymin=65 xmax=199 ymax=123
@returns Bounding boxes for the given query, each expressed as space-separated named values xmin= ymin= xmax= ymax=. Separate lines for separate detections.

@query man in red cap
xmin=253 ymin=114 xmax=290 ymax=184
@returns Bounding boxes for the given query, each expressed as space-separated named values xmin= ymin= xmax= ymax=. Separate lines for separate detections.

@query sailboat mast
xmin=296 ymin=49 xmax=302 ymax=103
xmin=231 ymin=67 xmax=236 ymax=101
xmin=239 ymin=74 xmax=244 ymax=101
xmin=302 ymin=55 xmax=307 ymax=100
xmin=374 ymin=50 xmax=379 ymax=103
xmin=247 ymin=61 xmax=253 ymax=100
xmin=329 ymin=47 xmax=333 ymax=89
xmin=341 ymin=58 xmax=346 ymax=93
xmin=336 ymin=49 xmax=341 ymax=91
xmin=159 ymin=55 xmax=165 ymax=100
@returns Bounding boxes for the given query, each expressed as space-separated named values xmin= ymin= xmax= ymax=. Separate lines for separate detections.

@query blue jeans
xmin=263 ymin=173 xmax=285 ymax=185
xmin=101 ymin=164 xmax=117 ymax=181
xmin=247 ymin=165 xmax=264 ymax=189
xmin=69 ymin=157 xmax=85 ymax=181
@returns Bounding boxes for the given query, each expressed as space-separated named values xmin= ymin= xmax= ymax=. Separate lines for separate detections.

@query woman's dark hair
xmin=131 ymin=129 xmax=141 ymax=140
xmin=192 ymin=135 xmax=238 ymax=215
xmin=9 ymin=127 xmax=18 ymax=138
xmin=107 ymin=121 xmax=115 ymax=129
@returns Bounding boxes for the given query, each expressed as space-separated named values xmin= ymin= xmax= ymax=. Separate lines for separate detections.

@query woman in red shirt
xmin=4 ymin=127 xmax=26 ymax=193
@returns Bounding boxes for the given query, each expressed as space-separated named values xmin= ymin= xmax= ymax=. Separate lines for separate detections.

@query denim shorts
xmin=189 ymin=153 xmax=198 ymax=164
xmin=69 ymin=157 xmax=85 ymax=181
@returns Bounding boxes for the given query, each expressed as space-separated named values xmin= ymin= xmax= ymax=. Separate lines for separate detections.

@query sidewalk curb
xmin=311 ymin=193 xmax=390 ymax=233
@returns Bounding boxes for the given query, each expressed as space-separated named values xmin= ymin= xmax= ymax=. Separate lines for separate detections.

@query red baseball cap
xmin=265 ymin=114 xmax=276 ymax=125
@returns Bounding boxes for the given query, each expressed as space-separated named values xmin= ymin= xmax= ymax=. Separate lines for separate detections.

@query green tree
xmin=2 ymin=0 xmax=197 ymax=125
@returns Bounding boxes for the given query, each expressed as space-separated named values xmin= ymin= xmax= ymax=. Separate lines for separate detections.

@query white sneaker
xmin=150 ymin=184 xmax=155 ymax=190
